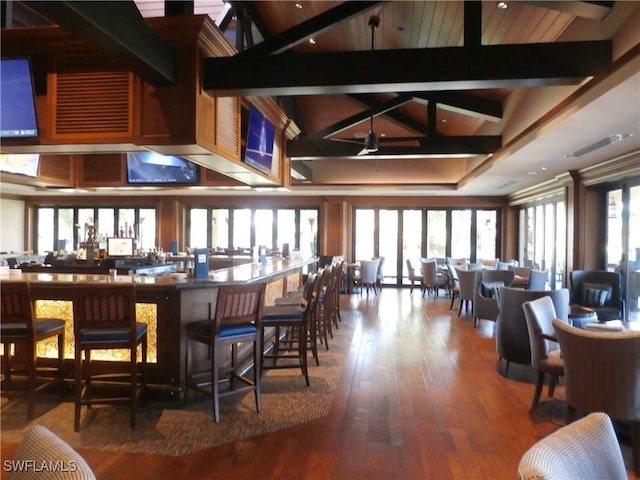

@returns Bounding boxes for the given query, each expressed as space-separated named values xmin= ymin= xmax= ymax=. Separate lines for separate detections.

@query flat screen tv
xmin=0 ymin=153 xmax=40 ymax=177
xmin=0 ymin=58 xmax=39 ymax=139
xmin=243 ymin=104 xmax=275 ymax=175
xmin=126 ymin=151 xmax=199 ymax=184
xmin=107 ymin=237 xmax=134 ymax=257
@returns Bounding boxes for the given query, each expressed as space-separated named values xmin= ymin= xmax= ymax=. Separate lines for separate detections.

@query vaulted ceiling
xmin=4 ymin=1 xmax=640 ymax=196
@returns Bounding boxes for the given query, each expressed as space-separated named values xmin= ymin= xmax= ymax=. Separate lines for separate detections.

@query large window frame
xmin=186 ymin=206 xmax=319 ymax=257
xmin=34 ymin=205 xmax=156 ymax=254
xmin=519 ymin=198 xmax=566 ymax=290
xmin=353 ymin=206 xmax=501 ymax=287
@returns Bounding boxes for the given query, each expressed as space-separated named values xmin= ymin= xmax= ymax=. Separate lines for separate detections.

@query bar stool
xmin=1 ymin=281 xmax=65 ymax=420
xmin=183 ymin=283 xmax=266 ymax=423
xmin=261 ymin=273 xmax=321 ymax=385
xmin=72 ymin=284 xmax=147 ymax=431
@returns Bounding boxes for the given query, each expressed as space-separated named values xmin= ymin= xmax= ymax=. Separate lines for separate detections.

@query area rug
xmin=1 ymin=317 xmax=354 ymax=456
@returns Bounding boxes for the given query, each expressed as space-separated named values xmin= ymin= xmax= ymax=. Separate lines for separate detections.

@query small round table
xmin=569 ymin=305 xmax=598 ymax=328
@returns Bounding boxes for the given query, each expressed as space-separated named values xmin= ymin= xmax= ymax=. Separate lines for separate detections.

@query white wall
xmin=0 ymin=197 xmax=26 ymax=252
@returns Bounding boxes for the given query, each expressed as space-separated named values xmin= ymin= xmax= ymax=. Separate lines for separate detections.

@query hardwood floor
xmin=2 ymin=288 xmax=637 ymax=479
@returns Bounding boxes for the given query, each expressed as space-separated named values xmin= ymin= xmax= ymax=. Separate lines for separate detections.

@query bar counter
xmin=1 ymin=257 xmax=316 ymax=396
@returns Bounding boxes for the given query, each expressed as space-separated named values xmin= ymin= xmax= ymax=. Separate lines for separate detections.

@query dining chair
xmin=1 ymin=281 xmax=65 ymax=420
xmin=72 ymin=284 xmax=147 ymax=431
xmin=421 ymin=259 xmax=448 ymax=298
xmin=496 ymin=287 xmax=569 ymax=378
xmin=518 ymin=412 xmax=628 ymax=480
xmin=522 ymin=296 xmax=564 ymax=411
xmin=455 ymin=268 xmax=479 ymax=317
xmin=527 ymin=269 xmax=548 ymax=290
xmin=184 ymin=283 xmax=266 ymax=423
xmin=373 ymin=256 xmax=385 ymax=293
xmin=447 ymin=264 xmax=460 ymax=310
xmin=353 ymin=258 xmax=380 ymax=296
xmin=552 ymin=318 xmax=640 ymax=475
xmin=406 ymin=259 xmax=423 ymax=293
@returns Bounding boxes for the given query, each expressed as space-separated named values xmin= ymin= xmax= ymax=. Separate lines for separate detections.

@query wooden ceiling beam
xmin=309 ymin=95 xmax=413 ymax=140
xmin=521 ymin=1 xmax=613 ymax=20
xmin=412 ymin=92 xmax=503 ymax=122
xmin=203 ymin=41 xmax=612 ymax=97
xmin=288 ymin=136 xmax=502 ymax=160
xmin=23 ymin=0 xmax=176 ymax=86
xmin=347 ymin=94 xmax=427 ymax=136
xmin=239 ymin=1 xmax=387 ymax=55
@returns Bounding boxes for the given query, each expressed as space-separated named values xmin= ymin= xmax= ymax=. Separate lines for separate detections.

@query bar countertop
xmin=0 ymin=257 xmax=317 ymax=289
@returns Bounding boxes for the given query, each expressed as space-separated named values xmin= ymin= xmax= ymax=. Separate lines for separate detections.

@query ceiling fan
xmin=359 ymin=15 xmax=380 ymax=156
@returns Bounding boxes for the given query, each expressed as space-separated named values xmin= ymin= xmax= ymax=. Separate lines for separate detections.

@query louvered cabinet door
xmin=52 ymin=54 xmax=134 ymax=140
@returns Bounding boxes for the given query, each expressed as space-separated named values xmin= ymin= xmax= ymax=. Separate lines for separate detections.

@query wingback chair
xmin=569 ymin=270 xmax=624 ymax=321
xmin=473 ymin=269 xmax=515 ymax=327
xmin=552 ymin=319 xmax=640 ymax=476
xmin=496 ymin=287 xmax=569 ymax=377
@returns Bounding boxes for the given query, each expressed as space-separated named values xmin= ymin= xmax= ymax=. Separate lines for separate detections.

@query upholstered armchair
xmin=496 ymin=287 xmax=569 ymax=377
xmin=517 ymin=412 xmax=628 ymax=480
xmin=473 ymin=269 xmax=515 ymax=327
xmin=552 ymin=319 xmax=640 ymax=476
xmin=569 ymin=270 xmax=624 ymax=321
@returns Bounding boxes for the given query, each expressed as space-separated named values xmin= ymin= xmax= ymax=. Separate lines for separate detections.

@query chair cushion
xmin=1 ymin=319 xmax=64 ymax=336
xmin=185 ymin=319 xmax=257 ymax=338
xmin=582 ymin=282 xmax=612 ymax=307
xmin=79 ymin=323 xmax=147 ymax=344
xmin=263 ymin=305 xmax=305 ymax=321
xmin=481 ymin=281 xmax=504 ymax=298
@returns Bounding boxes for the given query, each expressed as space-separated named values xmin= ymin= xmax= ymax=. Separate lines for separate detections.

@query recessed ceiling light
xmin=294 ymin=3 xmax=303 ymax=9
xmin=308 ymin=38 xmax=316 ymax=45
xmin=497 ymin=2 xmax=508 ymax=10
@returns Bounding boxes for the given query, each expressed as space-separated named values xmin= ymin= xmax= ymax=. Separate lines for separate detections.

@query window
xmin=35 ymin=206 xmax=156 ymax=254
xmin=354 ymin=206 xmax=501 ymax=286
xmin=520 ymin=199 xmax=565 ymax=289
xmin=186 ymin=207 xmax=319 ymax=257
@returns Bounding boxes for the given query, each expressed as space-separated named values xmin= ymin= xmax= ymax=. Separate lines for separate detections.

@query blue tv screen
xmin=0 ymin=58 xmax=39 ymax=139
xmin=244 ymin=105 xmax=275 ymax=175
xmin=126 ymin=151 xmax=199 ymax=184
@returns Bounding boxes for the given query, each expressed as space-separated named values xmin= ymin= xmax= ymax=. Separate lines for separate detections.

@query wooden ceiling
xmin=6 ymin=1 xmax=639 ymax=196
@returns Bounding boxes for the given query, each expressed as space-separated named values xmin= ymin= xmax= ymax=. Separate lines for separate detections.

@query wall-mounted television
xmin=107 ymin=237 xmax=134 ymax=257
xmin=126 ymin=151 xmax=199 ymax=184
xmin=243 ymin=104 xmax=275 ymax=175
xmin=0 ymin=153 xmax=40 ymax=177
xmin=0 ymin=58 xmax=39 ymax=139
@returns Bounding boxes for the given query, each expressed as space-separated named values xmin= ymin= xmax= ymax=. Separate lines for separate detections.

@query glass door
xmin=626 ymin=186 xmax=640 ymax=321
xmin=378 ymin=209 xmax=398 ymax=285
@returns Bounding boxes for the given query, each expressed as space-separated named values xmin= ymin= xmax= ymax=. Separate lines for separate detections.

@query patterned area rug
xmin=1 ymin=318 xmax=354 ymax=456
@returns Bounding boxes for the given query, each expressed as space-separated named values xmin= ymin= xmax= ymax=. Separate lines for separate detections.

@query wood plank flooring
xmin=2 ymin=288 xmax=637 ymax=479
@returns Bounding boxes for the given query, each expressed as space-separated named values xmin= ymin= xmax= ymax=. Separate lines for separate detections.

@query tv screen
xmin=107 ymin=237 xmax=134 ymax=257
xmin=0 ymin=153 xmax=40 ymax=177
xmin=0 ymin=58 xmax=39 ymax=139
xmin=126 ymin=151 xmax=199 ymax=184
xmin=244 ymin=105 xmax=275 ymax=175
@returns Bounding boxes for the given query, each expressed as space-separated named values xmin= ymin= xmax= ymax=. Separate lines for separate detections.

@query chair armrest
xmin=540 ymin=333 xmax=558 ymax=343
